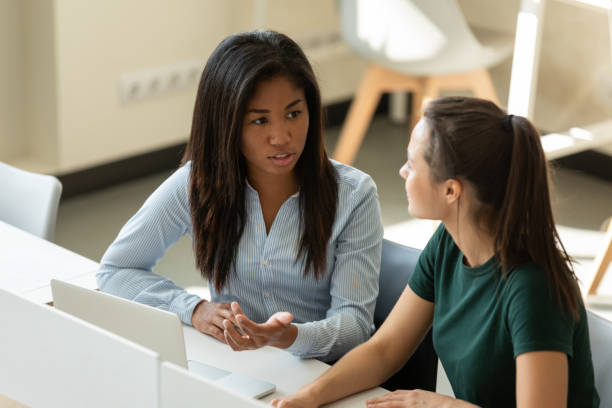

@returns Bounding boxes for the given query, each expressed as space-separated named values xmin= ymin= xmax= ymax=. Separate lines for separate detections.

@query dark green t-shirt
xmin=409 ymin=226 xmax=599 ymax=407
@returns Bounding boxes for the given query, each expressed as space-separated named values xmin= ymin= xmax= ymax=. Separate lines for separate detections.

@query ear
xmin=443 ymin=178 xmax=462 ymax=204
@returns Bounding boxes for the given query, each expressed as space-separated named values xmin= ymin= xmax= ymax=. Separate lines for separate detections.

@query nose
xmin=269 ymin=120 xmax=290 ymax=146
xmin=399 ymin=163 xmax=408 ymax=179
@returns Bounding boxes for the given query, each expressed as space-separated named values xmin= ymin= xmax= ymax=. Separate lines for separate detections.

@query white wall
xmin=53 ymin=0 xmax=233 ymax=172
xmin=2 ymin=0 xmax=612 ymax=173
xmin=0 ymin=0 xmax=25 ymax=160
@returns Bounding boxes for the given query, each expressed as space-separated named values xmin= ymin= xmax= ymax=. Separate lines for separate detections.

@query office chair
xmin=587 ymin=310 xmax=612 ymax=405
xmin=334 ymin=0 xmax=514 ymax=164
xmin=0 ymin=161 xmax=63 ymax=241
xmin=375 ymin=239 xmax=438 ymax=391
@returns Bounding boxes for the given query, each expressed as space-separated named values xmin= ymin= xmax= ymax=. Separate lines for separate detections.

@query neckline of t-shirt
xmin=459 ymin=252 xmax=498 ymax=276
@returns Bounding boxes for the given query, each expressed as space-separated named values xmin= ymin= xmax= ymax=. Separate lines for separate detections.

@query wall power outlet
xmin=118 ymin=60 xmax=202 ymax=104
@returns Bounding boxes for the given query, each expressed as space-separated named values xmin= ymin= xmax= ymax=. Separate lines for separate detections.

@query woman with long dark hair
xmin=97 ymin=31 xmax=383 ymax=362
xmin=273 ymin=97 xmax=599 ymax=407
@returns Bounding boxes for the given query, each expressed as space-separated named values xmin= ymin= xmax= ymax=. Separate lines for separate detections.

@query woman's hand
xmin=366 ymin=390 xmax=475 ymax=408
xmin=223 ymin=301 xmax=297 ymax=350
xmin=191 ymin=300 xmax=238 ymax=343
xmin=271 ymin=391 xmax=318 ymax=408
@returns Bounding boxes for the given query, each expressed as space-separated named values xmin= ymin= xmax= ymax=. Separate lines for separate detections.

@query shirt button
xmin=262 ymin=259 xmax=269 ymax=266
xmin=265 ymin=292 xmax=270 ymax=297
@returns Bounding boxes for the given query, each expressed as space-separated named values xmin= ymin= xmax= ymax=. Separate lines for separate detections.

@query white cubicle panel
xmin=160 ymin=362 xmax=269 ymax=408
xmin=0 ymin=289 xmax=159 ymax=408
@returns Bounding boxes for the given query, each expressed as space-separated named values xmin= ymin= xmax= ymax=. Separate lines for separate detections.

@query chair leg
xmin=410 ymin=83 xmax=425 ymax=130
xmin=470 ymin=68 xmax=500 ymax=106
xmin=588 ymin=220 xmax=612 ymax=295
xmin=333 ymin=65 xmax=385 ymax=165
xmin=422 ymin=77 xmax=441 ymax=110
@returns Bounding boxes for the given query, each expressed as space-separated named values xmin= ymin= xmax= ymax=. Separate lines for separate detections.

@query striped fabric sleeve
xmin=96 ymin=165 xmax=203 ymax=324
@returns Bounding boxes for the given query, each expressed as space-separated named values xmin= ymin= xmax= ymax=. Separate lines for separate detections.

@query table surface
xmin=0 ymin=219 xmax=389 ymax=406
xmin=182 ymin=325 xmax=389 ymax=407
xmin=0 ymin=220 xmax=99 ymax=303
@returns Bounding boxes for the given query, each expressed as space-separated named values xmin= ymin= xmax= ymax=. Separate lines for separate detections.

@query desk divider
xmin=0 ymin=288 xmax=159 ymax=408
xmin=160 ymin=361 xmax=269 ymax=408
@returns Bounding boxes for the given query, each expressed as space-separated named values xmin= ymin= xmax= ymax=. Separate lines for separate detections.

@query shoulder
xmin=504 ymin=262 xmax=550 ymax=295
xmin=330 ymin=159 xmax=377 ymax=200
xmin=502 ymin=262 xmax=572 ymax=323
xmin=142 ymin=162 xmax=191 ymax=217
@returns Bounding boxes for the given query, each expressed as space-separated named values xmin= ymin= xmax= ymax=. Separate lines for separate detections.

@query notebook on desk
xmin=50 ymin=279 xmax=276 ymax=400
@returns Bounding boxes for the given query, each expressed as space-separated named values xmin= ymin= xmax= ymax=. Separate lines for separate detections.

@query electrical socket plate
xmin=118 ymin=60 xmax=202 ymax=104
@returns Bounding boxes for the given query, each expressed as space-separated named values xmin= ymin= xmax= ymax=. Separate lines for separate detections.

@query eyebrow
xmin=247 ymin=99 xmax=303 ymax=114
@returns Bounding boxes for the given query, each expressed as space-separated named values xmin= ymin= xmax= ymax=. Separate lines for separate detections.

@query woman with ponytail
xmin=274 ymin=97 xmax=599 ymax=407
xmin=97 ymin=31 xmax=383 ymax=362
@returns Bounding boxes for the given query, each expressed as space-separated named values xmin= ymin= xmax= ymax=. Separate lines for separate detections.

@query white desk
xmin=0 ymin=220 xmax=99 ymax=303
xmin=182 ymin=325 xmax=388 ymax=407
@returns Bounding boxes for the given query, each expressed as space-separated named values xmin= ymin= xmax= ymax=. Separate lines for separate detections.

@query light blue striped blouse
xmin=97 ymin=160 xmax=383 ymax=361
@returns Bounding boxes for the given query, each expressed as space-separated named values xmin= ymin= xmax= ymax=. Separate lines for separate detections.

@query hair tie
xmin=503 ymin=114 xmax=514 ymax=131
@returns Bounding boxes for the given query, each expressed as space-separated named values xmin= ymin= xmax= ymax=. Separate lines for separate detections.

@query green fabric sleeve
xmin=408 ymin=224 xmax=445 ymax=303
xmin=504 ymin=265 xmax=574 ymax=358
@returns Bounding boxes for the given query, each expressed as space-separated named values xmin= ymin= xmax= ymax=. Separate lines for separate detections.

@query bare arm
xmin=516 ymin=351 xmax=568 ymax=408
xmin=273 ymin=285 xmax=434 ymax=407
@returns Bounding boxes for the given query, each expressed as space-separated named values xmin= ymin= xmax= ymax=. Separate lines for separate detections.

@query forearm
xmin=97 ymin=266 xmax=202 ymax=324
xmin=299 ymin=339 xmax=394 ymax=406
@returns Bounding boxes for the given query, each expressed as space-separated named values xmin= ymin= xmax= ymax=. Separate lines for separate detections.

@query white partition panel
xmin=160 ymin=362 xmax=268 ymax=408
xmin=0 ymin=289 xmax=159 ymax=408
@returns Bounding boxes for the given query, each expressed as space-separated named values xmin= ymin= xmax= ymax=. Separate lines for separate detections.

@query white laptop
xmin=50 ymin=279 xmax=276 ymax=400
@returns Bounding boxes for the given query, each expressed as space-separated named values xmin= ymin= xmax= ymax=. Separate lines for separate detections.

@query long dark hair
xmin=423 ymin=96 xmax=581 ymax=319
xmin=182 ymin=30 xmax=338 ymax=291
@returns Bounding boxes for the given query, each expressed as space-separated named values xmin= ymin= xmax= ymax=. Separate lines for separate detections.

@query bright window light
xmin=540 ymin=133 xmax=575 ymax=153
xmin=507 ymin=11 xmax=539 ymax=117
xmin=569 ymin=127 xmax=594 ymax=140
xmin=573 ymin=0 xmax=612 ymax=9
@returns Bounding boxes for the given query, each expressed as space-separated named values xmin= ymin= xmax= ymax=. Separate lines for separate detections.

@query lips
xmin=268 ymin=152 xmax=295 ymax=166
xmin=269 ymin=153 xmax=291 ymax=159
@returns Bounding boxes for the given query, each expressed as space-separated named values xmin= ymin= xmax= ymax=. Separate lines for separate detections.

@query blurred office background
xmin=2 ymin=1 xmax=612 ymax=311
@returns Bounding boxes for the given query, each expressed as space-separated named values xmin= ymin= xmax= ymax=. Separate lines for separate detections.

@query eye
xmin=252 ymin=117 xmax=268 ymax=125
xmin=286 ymin=110 xmax=301 ymax=119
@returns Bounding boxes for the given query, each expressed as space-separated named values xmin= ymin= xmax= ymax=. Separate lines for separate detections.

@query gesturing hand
xmin=223 ymin=301 xmax=298 ymax=350
xmin=191 ymin=300 xmax=238 ymax=343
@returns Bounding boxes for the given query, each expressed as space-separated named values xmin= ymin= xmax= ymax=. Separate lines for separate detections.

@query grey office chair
xmin=375 ymin=239 xmax=438 ymax=391
xmin=0 ymin=161 xmax=63 ymax=241
xmin=587 ymin=311 xmax=612 ymax=405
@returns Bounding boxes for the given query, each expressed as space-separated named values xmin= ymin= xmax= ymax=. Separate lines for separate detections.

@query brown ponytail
xmin=423 ymin=97 xmax=581 ymax=319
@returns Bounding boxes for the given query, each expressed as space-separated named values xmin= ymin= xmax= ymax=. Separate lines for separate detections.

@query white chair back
xmin=339 ymin=0 xmax=513 ymax=75
xmin=0 ymin=161 xmax=62 ymax=241
xmin=587 ymin=310 xmax=612 ymax=405
xmin=0 ymin=288 xmax=160 ymax=408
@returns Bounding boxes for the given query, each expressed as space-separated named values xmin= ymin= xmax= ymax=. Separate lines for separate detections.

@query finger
xmin=219 ymin=303 xmax=239 ymax=319
xmin=271 ymin=311 xmax=293 ymax=326
xmin=366 ymin=401 xmax=401 ymax=407
xmin=223 ymin=319 xmax=252 ymax=347
xmin=213 ymin=313 xmax=236 ymax=332
xmin=231 ymin=301 xmax=244 ymax=316
xmin=366 ymin=392 xmax=397 ymax=404
xmin=234 ymin=313 xmax=267 ymax=339
xmin=202 ymin=324 xmax=226 ymax=344
xmin=224 ymin=328 xmax=243 ymax=351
